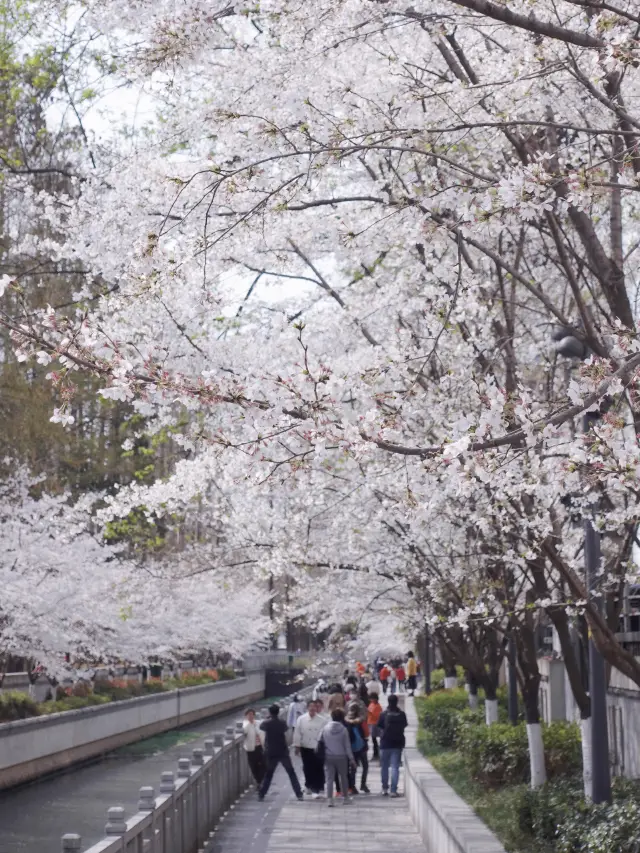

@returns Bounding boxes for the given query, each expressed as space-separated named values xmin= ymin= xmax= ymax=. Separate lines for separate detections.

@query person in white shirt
xmin=293 ymin=700 xmax=326 ymax=795
xmin=242 ymin=708 xmax=265 ymax=785
xmin=287 ymin=694 xmax=307 ymax=729
xmin=366 ymin=676 xmax=382 ymax=697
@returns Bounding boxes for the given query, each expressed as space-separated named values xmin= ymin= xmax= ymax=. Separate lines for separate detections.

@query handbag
xmin=315 ymin=735 xmax=326 ymax=763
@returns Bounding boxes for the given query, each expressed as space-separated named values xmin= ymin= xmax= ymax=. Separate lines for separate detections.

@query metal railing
xmin=61 ymin=722 xmax=252 ymax=853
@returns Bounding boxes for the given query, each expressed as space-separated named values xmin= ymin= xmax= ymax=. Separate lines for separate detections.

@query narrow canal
xmin=0 ymin=698 xmax=277 ymax=852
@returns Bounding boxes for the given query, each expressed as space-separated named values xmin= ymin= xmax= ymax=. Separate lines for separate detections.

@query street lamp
xmin=552 ymin=327 xmax=612 ymax=804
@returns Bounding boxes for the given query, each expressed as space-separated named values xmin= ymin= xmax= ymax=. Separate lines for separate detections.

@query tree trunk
xmin=444 ymin=665 xmax=458 ymax=689
xmin=467 ymin=672 xmax=479 ymax=709
xmin=581 ymin=716 xmax=593 ymax=800
xmin=522 ymin=683 xmax=547 ymax=787
xmin=485 ymin=697 xmax=499 ymax=725
xmin=527 ymin=722 xmax=547 ymax=788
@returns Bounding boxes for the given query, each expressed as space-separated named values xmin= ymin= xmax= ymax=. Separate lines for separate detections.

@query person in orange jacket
xmin=379 ymin=664 xmax=390 ymax=694
xmin=367 ymin=691 xmax=383 ymax=760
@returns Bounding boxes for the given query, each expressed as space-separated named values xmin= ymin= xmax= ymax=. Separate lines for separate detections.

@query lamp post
xmin=508 ymin=635 xmax=519 ymax=725
xmin=423 ymin=623 xmax=432 ymax=695
xmin=583 ymin=409 xmax=612 ymax=804
xmin=553 ymin=328 xmax=611 ymax=803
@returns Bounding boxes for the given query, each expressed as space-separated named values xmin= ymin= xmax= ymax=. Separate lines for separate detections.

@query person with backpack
xmin=317 ymin=708 xmax=355 ymax=807
xmin=378 ymin=694 xmax=408 ymax=797
xmin=258 ymin=704 xmax=304 ymax=801
xmin=345 ymin=701 xmax=370 ymax=793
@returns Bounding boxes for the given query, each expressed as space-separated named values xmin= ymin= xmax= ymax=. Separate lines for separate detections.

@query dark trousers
xmin=380 ymin=679 xmax=388 ymax=694
xmin=259 ymin=753 xmax=303 ymax=799
xmin=300 ymin=747 xmax=324 ymax=792
xmin=371 ymin=730 xmax=380 ymax=759
xmin=407 ymin=675 xmax=417 ymax=694
xmin=348 ymin=748 xmax=368 ymax=790
xmin=246 ymin=746 xmax=265 ymax=785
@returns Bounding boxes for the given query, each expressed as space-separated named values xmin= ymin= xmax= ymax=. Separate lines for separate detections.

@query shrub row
xmin=417 ymin=689 xmax=581 ymax=786
xmin=518 ymin=777 xmax=640 ymax=853
xmin=0 ymin=667 xmax=236 ymax=722
xmin=0 ymin=690 xmax=40 ymax=722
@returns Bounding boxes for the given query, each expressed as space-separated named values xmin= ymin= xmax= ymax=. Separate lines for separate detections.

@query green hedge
xmin=38 ymin=694 xmax=111 ymax=714
xmin=417 ymin=688 xmax=470 ymax=747
xmin=460 ymin=721 xmax=581 ymax=787
xmin=0 ymin=690 xmax=40 ymax=722
xmin=0 ymin=668 xmax=237 ymax=722
xmin=518 ymin=777 xmax=640 ymax=852
xmin=429 ymin=665 xmax=466 ymax=691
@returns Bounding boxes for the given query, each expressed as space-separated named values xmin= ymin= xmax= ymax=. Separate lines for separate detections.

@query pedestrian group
xmin=241 ymin=651 xmax=418 ymax=804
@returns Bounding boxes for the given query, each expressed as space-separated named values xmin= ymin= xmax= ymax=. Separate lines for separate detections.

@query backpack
xmin=382 ymin=711 xmax=406 ymax=745
xmin=350 ymin=724 xmax=365 ymax=753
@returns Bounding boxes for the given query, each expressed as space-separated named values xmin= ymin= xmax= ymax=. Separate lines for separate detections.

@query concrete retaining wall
xmin=0 ymin=672 xmax=265 ymax=790
xmin=404 ymin=697 xmax=506 ymax=853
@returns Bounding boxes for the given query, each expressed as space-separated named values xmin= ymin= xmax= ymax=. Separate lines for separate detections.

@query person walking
xmin=318 ymin=708 xmax=355 ymax=807
xmin=366 ymin=673 xmax=382 ymax=697
xmin=258 ymin=704 xmax=304 ymax=801
xmin=379 ymin=663 xmax=390 ymax=694
xmin=293 ymin=700 xmax=325 ymax=796
xmin=346 ymin=685 xmax=367 ymax=719
xmin=406 ymin=651 xmax=418 ymax=696
xmin=346 ymin=701 xmax=370 ymax=793
xmin=396 ymin=664 xmax=406 ymax=693
xmin=242 ymin=708 xmax=265 ymax=785
xmin=378 ymin=694 xmax=408 ymax=797
xmin=287 ymin=694 xmax=306 ymax=729
xmin=328 ymin=684 xmax=345 ymax=713
xmin=367 ymin=691 xmax=383 ymax=760
xmin=389 ymin=665 xmax=398 ymax=695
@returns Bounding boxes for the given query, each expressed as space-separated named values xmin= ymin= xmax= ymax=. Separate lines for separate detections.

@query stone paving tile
xmin=209 ymin=756 xmax=426 ymax=853
xmin=265 ymin=767 xmax=426 ymax=853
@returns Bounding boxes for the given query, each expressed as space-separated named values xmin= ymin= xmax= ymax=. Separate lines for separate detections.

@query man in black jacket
xmin=258 ymin=704 xmax=304 ymax=801
xmin=377 ymin=695 xmax=408 ymax=797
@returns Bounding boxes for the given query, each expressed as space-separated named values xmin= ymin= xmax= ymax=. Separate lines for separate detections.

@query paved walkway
xmin=210 ymin=715 xmax=426 ymax=853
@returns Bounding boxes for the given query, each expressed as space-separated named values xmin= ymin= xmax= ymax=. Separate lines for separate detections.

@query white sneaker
xmin=311 ymin=792 xmax=320 ymax=799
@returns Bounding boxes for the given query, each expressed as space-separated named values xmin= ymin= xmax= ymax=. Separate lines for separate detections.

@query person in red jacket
xmin=367 ymin=691 xmax=383 ymax=760
xmin=396 ymin=664 xmax=406 ymax=692
xmin=379 ymin=663 xmax=390 ymax=694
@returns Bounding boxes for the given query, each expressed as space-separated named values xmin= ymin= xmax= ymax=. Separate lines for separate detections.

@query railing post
xmin=138 ymin=786 xmax=155 ymax=811
xmin=61 ymin=834 xmax=81 ymax=853
xmin=105 ymin=807 xmax=127 ymax=835
xmin=204 ymin=738 xmax=215 ymax=828
xmin=159 ymin=771 xmax=175 ymax=852
xmin=160 ymin=771 xmax=175 ymax=794
xmin=177 ymin=757 xmax=191 ymax=778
